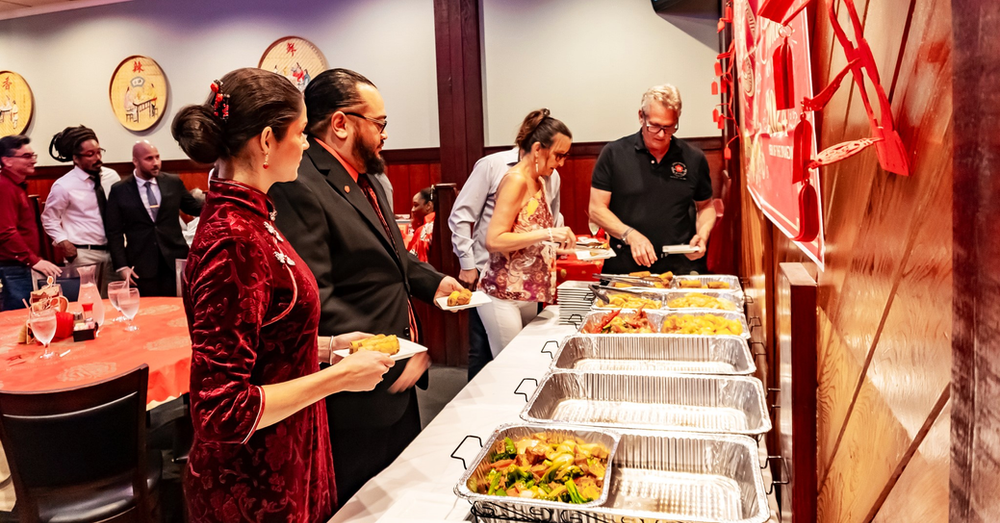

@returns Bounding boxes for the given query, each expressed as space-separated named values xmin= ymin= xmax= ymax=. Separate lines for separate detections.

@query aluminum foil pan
xmin=471 ymin=430 xmax=769 ymax=523
xmin=581 ymin=309 xmax=751 ymax=339
xmin=521 ymin=371 xmax=771 ymax=436
xmin=672 ymin=275 xmax=744 ymax=293
xmin=454 ymin=423 xmax=621 ymax=510
xmin=551 ymin=334 xmax=755 ymax=376
xmin=593 ymin=289 xmax=746 ymax=312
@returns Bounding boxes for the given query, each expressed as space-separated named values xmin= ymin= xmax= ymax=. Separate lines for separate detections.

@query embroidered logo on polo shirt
xmin=670 ymin=162 xmax=688 ymax=179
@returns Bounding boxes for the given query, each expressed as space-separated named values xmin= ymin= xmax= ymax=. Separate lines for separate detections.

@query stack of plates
xmin=556 ymin=280 xmax=595 ymax=326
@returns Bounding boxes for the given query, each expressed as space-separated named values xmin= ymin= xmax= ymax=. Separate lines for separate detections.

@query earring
xmin=534 ymin=154 xmax=540 ymax=174
xmin=263 ymin=153 xmax=269 ymax=170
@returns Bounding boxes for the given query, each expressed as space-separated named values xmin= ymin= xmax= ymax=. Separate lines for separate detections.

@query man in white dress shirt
xmin=448 ymin=147 xmax=563 ymax=379
xmin=41 ymin=126 xmax=120 ymax=295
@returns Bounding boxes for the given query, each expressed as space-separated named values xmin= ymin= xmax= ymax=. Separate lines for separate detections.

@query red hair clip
xmin=210 ymin=80 xmax=230 ymax=121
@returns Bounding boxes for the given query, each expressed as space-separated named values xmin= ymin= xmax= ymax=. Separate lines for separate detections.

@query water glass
xmin=108 ymin=281 xmax=127 ymax=322
xmin=118 ymin=288 xmax=140 ymax=332
xmin=29 ymin=309 xmax=58 ymax=359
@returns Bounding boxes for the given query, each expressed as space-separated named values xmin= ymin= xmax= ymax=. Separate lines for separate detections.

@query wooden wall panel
xmin=872 ymin=401 xmax=950 ymax=522
xmin=814 ymin=309 xmax=862 ymax=482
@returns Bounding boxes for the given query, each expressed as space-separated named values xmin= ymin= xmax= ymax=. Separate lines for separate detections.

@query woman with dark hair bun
xmin=173 ymin=68 xmax=393 ymax=523
xmin=477 ymin=109 xmax=575 ymax=357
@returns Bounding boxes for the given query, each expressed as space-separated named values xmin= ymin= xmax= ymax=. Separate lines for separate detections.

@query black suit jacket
xmin=269 ymin=137 xmax=444 ymax=429
xmin=105 ymin=173 xmax=203 ymax=278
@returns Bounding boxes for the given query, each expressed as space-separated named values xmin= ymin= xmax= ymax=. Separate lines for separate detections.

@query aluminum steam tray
xmin=593 ymin=289 xmax=746 ymax=312
xmin=521 ymin=371 xmax=771 ymax=436
xmin=551 ymin=334 xmax=755 ymax=376
xmin=454 ymin=423 xmax=621 ymax=510
xmin=672 ymin=275 xmax=744 ymax=293
xmin=581 ymin=309 xmax=751 ymax=340
xmin=471 ymin=430 xmax=769 ymax=523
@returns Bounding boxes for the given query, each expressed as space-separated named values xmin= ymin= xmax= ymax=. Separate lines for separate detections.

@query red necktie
xmin=357 ymin=174 xmax=420 ymax=343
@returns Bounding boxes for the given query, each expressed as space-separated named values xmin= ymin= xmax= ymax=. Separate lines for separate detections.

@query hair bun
xmin=172 ymin=105 xmax=225 ymax=164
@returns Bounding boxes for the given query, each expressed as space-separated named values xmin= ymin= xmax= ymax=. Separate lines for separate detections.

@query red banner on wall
xmin=733 ymin=0 xmax=825 ymax=267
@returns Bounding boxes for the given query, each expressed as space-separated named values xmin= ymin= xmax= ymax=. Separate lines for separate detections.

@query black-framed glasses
xmin=76 ymin=148 xmax=106 ymax=159
xmin=5 ymin=152 xmax=37 ymax=160
xmin=343 ymin=112 xmax=388 ymax=133
xmin=643 ymin=119 xmax=679 ymax=136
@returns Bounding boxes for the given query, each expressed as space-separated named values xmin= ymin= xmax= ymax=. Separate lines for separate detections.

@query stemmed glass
xmin=108 ymin=281 xmax=127 ymax=322
xmin=118 ymin=288 xmax=141 ymax=332
xmin=28 ymin=309 xmax=58 ymax=359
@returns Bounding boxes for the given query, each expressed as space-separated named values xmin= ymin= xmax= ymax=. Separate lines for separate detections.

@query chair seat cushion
xmin=35 ymin=451 xmax=161 ymax=523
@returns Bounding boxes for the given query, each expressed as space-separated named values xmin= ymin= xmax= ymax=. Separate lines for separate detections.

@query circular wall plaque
xmin=259 ymin=36 xmax=328 ymax=91
xmin=0 ymin=71 xmax=34 ymax=136
xmin=109 ymin=55 xmax=168 ymax=132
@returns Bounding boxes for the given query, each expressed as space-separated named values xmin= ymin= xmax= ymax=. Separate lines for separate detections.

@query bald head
xmin=132 ymin=141 xmax=161 ymax=180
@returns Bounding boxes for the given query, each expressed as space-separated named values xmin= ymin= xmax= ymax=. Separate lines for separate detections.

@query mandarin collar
xmin=208 ymin=177 xmax=276 ymax=221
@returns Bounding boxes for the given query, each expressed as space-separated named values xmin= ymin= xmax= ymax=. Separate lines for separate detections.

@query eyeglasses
xmin=343 ymin=112 xmax=388 ymax=134
xmin=643 ymin=119 xmax=679 ymax=136
xmin=553 ymin=151 xmax=570 ymax=161
xmin=5 ymin=153 xmax=37 ymax=160
xmin=75 ymin=148 xmax=106 ymax=159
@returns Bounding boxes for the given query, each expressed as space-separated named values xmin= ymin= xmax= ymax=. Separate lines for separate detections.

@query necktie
xmin=357 ymin=174 xmax=420 ymax=343
xmin=144 ymin=180 xmax=159 ymax=221
xmin=90 ymin=173 xmax=107 ymax=218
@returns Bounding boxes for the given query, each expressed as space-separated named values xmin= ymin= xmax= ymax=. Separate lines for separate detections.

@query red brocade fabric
xmin=182 ymin=179 xmax=335 ymax=523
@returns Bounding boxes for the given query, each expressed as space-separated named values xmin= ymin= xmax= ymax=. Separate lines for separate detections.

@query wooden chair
xmin=0 ymin=365 xmax=161 ymax=523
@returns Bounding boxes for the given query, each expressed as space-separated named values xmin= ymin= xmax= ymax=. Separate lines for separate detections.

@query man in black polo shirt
xmin=589 ymin=84 xmax=716 ymax=274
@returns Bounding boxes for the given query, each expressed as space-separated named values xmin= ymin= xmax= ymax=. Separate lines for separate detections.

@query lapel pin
xmin=344 ymin=185 xmax=351 ymax=193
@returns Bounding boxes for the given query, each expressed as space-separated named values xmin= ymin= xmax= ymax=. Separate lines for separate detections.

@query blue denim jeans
xmin=0 ymin=264 xmax=33 ymax=312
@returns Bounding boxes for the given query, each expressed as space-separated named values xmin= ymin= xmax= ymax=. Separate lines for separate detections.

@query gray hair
xmin=640 ymin=85 xmax=682 ymax=117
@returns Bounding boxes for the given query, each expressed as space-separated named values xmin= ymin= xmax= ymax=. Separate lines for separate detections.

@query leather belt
xmin=72 ymin=244 xmax=108 ymax=251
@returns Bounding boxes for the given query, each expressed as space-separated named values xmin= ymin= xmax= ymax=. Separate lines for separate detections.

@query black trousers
xmin=135 ymin=255 xmax=178 ymax=297
xmin=466 ymin=307 xmax=492 ymax=380
xmin=328 ymin=388 xmax=422 ymax=508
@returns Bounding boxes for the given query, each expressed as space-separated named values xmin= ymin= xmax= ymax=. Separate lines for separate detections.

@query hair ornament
xmin=211 ymin=80 xmax=230 ymax=121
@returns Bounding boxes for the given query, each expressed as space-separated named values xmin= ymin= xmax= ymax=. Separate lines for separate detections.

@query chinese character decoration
xmin=109 ymin=55 xmax=168 ymax=132
xmin=260 ymin=36 xmax=328 ymax=92
xmin=0 ymin=71 xmax=34 ymax=136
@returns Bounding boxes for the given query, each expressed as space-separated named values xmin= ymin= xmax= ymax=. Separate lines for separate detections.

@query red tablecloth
xmin=0 ymin=297 xmax=191 ymax=404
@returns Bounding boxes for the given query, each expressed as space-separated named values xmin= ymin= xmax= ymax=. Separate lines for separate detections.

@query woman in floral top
xmin=478 ymin=109 xmax=575 ymax=357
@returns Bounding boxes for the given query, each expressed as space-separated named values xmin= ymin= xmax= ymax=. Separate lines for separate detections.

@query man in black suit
xmin=105 ymin=141 xmax=203 ymax=296
xmin=269 ymin=69 xmax=463 ymax=503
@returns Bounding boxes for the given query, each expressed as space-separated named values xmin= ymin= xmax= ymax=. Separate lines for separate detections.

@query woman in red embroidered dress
xmin=172 ymin=68 xmax=394 ymax=523
xmin=477 ymin=109 xmax=575 ymax=357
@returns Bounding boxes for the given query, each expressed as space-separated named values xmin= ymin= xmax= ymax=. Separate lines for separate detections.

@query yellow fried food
xmin=613 ymin=282 xmax=632 ymax=288
xmin=448 ymin=288 xmax=473 ymax=306
xmin=597 ymin=294 xmax=661 ymax=309
xmin=349 ymin=334 xmax=400 ymax=355
xmin=706 ymin=281 xmax=731 ymax=289
xmin=667 ymin=293 xmax=736 ymax=311
xmin=628 ymin=271 xmax=652 ymax=278
xmin=678 ymin=279 xmax=705 ymax=288
xmin=661 ymin=314 xmax=743 ymax=335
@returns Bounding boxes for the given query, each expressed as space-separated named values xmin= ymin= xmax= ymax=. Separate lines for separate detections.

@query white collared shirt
xmin=448 ymin=148 xmax=563 ymax=271
xmin=135 ymin=171 xmax=161 ymax=221
xmin=40 ymin=166 xmax=118 ymax=245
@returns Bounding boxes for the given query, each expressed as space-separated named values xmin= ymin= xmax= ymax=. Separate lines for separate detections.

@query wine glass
xmin=108 ymin=281 xmax=127 ymax=322
xmin=118 ymin=288 xmax=140 ymax=332
xmin=29 ymin=309 xmax=58 ymax=359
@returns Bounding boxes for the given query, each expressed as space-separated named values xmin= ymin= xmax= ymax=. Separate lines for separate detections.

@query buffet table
xmin=330 ymin=306 xmax=779 ymax=523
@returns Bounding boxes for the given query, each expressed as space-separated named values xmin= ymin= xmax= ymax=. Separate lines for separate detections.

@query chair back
xmin=0 ymin=365 xmax=151 ymax=523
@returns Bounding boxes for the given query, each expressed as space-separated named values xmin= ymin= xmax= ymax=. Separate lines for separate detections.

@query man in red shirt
xmin=0 ymin=135 xmax=62 ymax=310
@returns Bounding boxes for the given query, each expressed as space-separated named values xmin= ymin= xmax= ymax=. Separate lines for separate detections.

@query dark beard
xmin=353 ymin=134 xmax=385 ymax=174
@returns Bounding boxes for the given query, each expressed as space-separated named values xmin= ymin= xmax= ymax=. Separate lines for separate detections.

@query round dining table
xmin=0 ymin=297 xmax=192 ymax=405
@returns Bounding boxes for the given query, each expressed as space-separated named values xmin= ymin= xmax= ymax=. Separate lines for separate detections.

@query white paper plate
xmin=435 ymin=290 xmax=491 ymax=311
xmin=576 ymin=249 xmax=617 ymax=261
xmin=333 ymin=338 xmax=428 ymax=362
xmin=662 ymin=244 xmax=702 ymax=255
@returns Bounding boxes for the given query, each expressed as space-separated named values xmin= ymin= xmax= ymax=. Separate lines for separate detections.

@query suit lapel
xmin=305 ymin=138 xmax=398 ymax=257
xmin=154 ymin=175 xmax=174 ymax=225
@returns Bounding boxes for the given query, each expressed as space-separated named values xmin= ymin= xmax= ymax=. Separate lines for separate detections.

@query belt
xmin=72 ymin=244 xmax=108 ymax=251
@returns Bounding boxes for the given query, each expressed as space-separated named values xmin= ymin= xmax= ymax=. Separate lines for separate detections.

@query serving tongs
xmin=589 ymin=283 xmax=650 ymax=305
xmin=596 ymin=273 xmax=665 ymax=288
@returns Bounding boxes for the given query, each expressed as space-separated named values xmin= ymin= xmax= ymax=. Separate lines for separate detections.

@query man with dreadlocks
xmin=40 ymin=125 xmax=120 ymax=295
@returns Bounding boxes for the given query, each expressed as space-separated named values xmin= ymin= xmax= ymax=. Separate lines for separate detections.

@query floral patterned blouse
xmin=183 ymin=178 xmax=335 ymax=522
xmin=478 ymin=183 xmax=556 ymax=303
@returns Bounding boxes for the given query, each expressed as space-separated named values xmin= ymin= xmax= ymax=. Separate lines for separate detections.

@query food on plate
xmin=661 ymin=314 xmax=743 ymax=335
xmin=666 ymin=293 xmax=737 ymax=311
xmin=349 ymin=334 xmax=400 ymax=355
xmin=448 ymin=288 xmax=473 ymax=307
xmin=469 ymin=433 xmax=609 ymax=503
xmin=707 ymin=280 xmax=731 ymax=289
xmin=583 ymin=309 xmax=654 ymax=334
xmin=588 ymin=249 xmax=610 ymax=256
xmin=596 ymin=294 xmax=661 ymax=310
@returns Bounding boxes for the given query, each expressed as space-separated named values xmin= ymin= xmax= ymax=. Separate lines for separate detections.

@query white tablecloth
xmin=329 ymin=306 xmax=779 ymax=523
